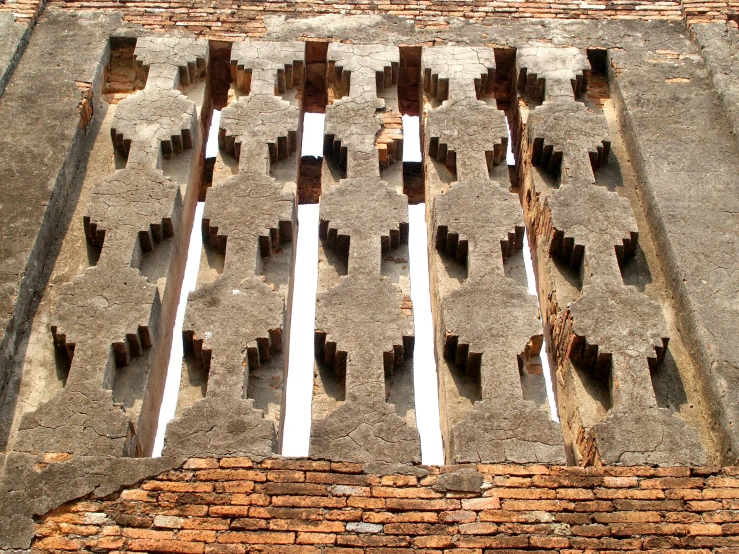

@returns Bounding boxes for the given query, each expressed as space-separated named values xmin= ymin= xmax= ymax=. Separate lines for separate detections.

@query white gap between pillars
xmin=404 ymin=114 xmax=445 ymax=465
xmin=152 ymin=111 xmax=221 ymax=456
xmin=281 ymin=113 xmax=323 ymax=456
xmin=506 ymin=118 xmax=559 ymax=422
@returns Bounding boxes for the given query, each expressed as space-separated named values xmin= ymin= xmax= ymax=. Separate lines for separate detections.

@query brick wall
xmin=32 ymin=457 xmax=739 ymax=553
xmin=41 ymin=0 xmax=738 ymax=38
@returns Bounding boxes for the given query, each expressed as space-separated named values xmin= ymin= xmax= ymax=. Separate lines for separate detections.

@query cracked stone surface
xmin=517 ymin=46 xmax=591 ymax=103
xmin=133 ymin=36 xmax=208 ymax=87
xmin=12 ymin=36 xmax=200 ymax=457
xmin=310 ymin=43 xmax=420 ymax=464
xmin=528 ymin=100 xmax=610 ymax=185
xmin=519 ymin=46 xmax=705 ymax=465
xmin=112 ymin=37 xmax=206 ymax=169
xmin=423 ymin=45 xmax=507 ymax=181
xmin=424 ymin=46 xmax=565 ymax=464
xmin=164 ymin=41 xmax=299 ymax=458
xmin=231 ymin=39 xmax=304 ymax=94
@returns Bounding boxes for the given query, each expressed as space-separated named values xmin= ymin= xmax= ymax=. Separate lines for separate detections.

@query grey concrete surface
xmin=163 ymin=41 xmax=301 ymax=459
xmin=310 ymin=43 xmax=421 ymax=464
xmin=0 ymin=13 xmax=30 ymax=99
xmin=424 ymin=46 xmax=565 ymax=465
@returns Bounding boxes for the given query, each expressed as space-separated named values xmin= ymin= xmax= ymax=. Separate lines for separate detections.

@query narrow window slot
xmin=151 ymin=111 xmax=220 ymax=456
xmin=507 ymin=116 xmax=559 ymax=422
xmin=280 ymin=113 xmax=324 ymax=456
xmin=403 ymin=114 xmax=444 ymax=465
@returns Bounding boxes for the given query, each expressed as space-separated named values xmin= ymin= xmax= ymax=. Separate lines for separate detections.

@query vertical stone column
xmin=309 ymin=44 xmax=421 ymax=464
xmin=163 ymin=41 xmax=303 ymax=458
xmin=518 ymin=46 xmax=705 ymax=465
xmin=14 ymin=37 xmax=207 ymax=457
xmin=423 ymin=46 xmax=565 ymax=464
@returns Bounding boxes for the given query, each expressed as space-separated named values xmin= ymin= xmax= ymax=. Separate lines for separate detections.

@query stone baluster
xmin=423 ymin=45 xmax=566 ymax=464
xmin=309 ymin=43 xmax=421 ymax=464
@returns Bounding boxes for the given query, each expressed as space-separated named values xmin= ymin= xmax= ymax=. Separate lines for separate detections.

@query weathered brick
xmin=128 ymin=539 xmax=205 ymax=553
xmin=269 ymin=520 xmax=345 ymax=533
xmin=267 ymin=471 xmax=305 ymax=483
xmin=218 ymin=458 xmax=255 ymax=469
xmin=196 ymin=470 xmax=266 ymax=482
xmin=364 ymin=511 xmax=439 ymax=524
xmin=184 ymin=458 xmax=220 ymax=470
xmin=179 ymin=530 xmax=217 ymax=543
xmin=143 ymin=481 xmax=215 ymax=493
xmin=458 ymin=523 xmax=498 ymax=535
xmin=384 ymin=523 xmax=455 ymax=535
xmin=260 ymin=459 xmax=330 ymax=472
xmin=217 ymin=531 xmax=295 ymax=544
xmin=271 ymin=495 xmax=347 ymax=508
xmin=296 ymin=532 xmax=337 ymax=544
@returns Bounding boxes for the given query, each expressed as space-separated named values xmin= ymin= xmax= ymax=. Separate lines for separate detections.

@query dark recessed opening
xmin=209 ymin=41 xmax=233 ymax=111
xmin=398 ymin=46 xmax=422 ymax=116
xmin=303 ymin=41 xmax=329 ymax=113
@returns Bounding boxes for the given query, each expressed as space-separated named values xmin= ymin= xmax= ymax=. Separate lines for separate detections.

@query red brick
xmin=453 ymin=534 xmax=529 ymax=548
xmin=331 ymin=462 xmax=365 ymax=473
xmin=143 ymin=481 xmax=214 ymax=493
xmin=123 ymin=529 xmax=176 ymax=540
xmin=364 ymin=511 xmax=438 ymax=523
xmin=439 ymin=510 xmax=476 ymax=523
xmin=461 ymin=497 xmax=500 ymax=510
xmin=413 ymin=534 xmax=454 ymax=548
xmin=296 ymin=532 xmax=337 ymax=544
xmin=384 ymin=499 xmax=461 ymax=511
xmin=128 ymin=539 xmax=205 ymax=553
xmin=640 ymin=477 xmax=704 ymax=489
xmin=217 ymin=531 xmax=295 ymax=544
xmin=371 ymin=486 xmax=442 ymax=499
xmin=271 ymin=496 xmax=347 ymax=508
xmin=326 ymin=509 xmax=363 ymax=521
xmin=530 ymin=535 xmax=570 ymax=548
xmin=196 ymin=469 xmax=266 ymax=482
xmin=179 ymin=530 xmax=217 ymax=543
xmin=380 ymin=475 xmax=418 ymax=486
xmin=267 ymin=471 xmax=305 ymax=483
xmin=256 ymin=483 xmax=329 ymax=496
xmin=34 ymin=537 xmax=81 ymax=551
xmin=501 ymin=499 xmax=575 ymax=511
xmin=260 ymin=459 xmax=330 ymax=471
xmin=249 ymin=507 xmax=323 ymax=520
xmin=269 ymin=520 xmax=344 ymax=533
xmin=218 ymin=458 xmax=255 ymax=469
xmin=458 ymin=523 xmax=498 ymax=534
xmin=183 ymin=458 xmax=219 ymax=470
xmin=230 ymin=518 xmax=269 ymax=530
xmin=306 ymin=472 xmax=376 ymax=485
xmin=384 ymin=523 xmax=454 ymax=535
xmin=204 ymin=545 xmax=245 ymax=554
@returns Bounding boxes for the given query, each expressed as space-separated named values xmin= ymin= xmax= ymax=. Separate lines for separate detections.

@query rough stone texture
xmin=12 ymin=36 xmax=205 ymax=458
xmin=2 ymin=11 xmax=739 ymax=554
xmin=46 ymin=0 xmax=739 ymax=38
xmin=519 ymin=46 xmax=706 ymax=466
xmin=0 ymin=13 xmax=31 ymax=99
xmin=610 ymin=28 xmax=739 ymax=464
xmin=692 ymin=22 xmax=739 ymax=147
xmin=0 ymin=10 xmax=119 ymax=450
xmin=424 ymin=46 xmax=565 ymax=465
xmin=29 ymin=456 xmax=739 ymax=554
xmin=310 ymin=43 xmax=420 ymax=464
xmin=0 ymin=452 xmax=177 ymax=550
xmin=163 ymin=40 xmax=300 ymax=459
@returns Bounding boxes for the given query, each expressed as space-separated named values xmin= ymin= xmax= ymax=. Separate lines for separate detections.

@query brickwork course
xmin=1 ymin=0 xmax=739 ymax=552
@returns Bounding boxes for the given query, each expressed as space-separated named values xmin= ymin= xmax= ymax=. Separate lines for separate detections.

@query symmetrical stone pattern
xmin=12 ymin=36 xmax=207 ymax=457
xmin=32 ymin=456 xmax=739 ymax=554
xmin=518 ymin=46 xmax=706 ymax=466
xmin=423 ymin=46 xmax=565 ymax=465
xmin=163 ymin=40 xmax=302 ymax=459
xmin=309 ymin=43 xmax=421 ymax=464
